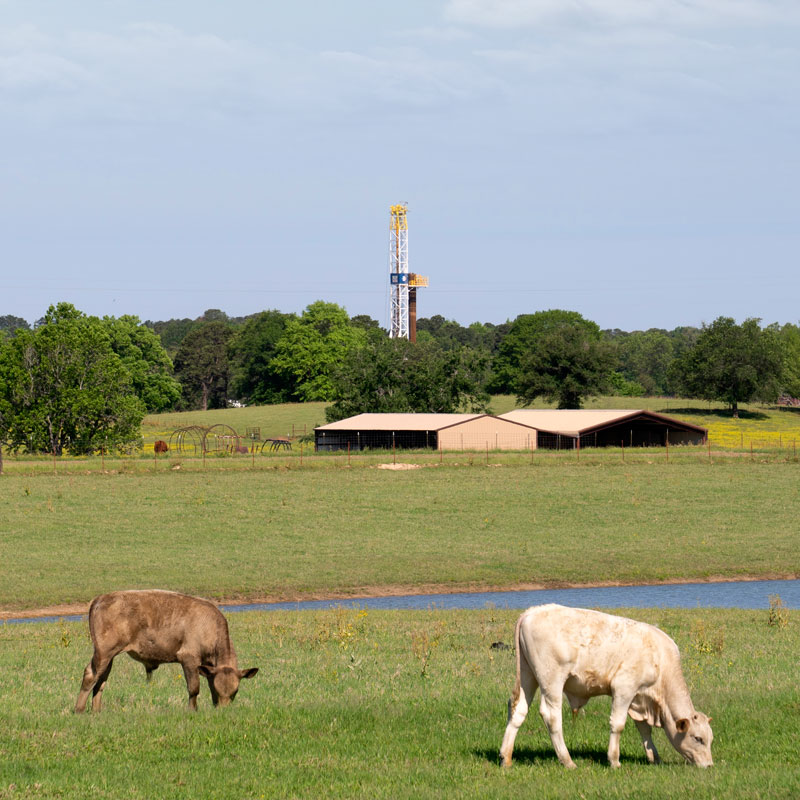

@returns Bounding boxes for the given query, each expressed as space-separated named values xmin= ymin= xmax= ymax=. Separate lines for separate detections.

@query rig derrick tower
xmin=388 ymin=203 xmax=427 ymax=341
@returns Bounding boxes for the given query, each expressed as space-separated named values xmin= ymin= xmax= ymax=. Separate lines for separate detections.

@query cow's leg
xmin=75 ymin=656 xmax=101 ymax=713
xmin=75 ymin=653 xmax=114 ymax=713
xmin=539 ymin=686 xmax=576 ymax=769
xmin=181 ymin=661 xmax=201 ymax=711
xmin=499 ymin=658 xmax=537 ymax=767
xmin=90 ymin=658 xmax=115 ymax=712
xmin=634 ymin=719 xmax=661 ymax=765
xmin=607 ymin=692 xmax=635 ymax=768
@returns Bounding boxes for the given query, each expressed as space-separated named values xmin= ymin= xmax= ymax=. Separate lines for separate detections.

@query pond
xmin=4 ymin=579 xmax=797 ymax=625
xmin=222 ymin=578 xmax=799 ymax=614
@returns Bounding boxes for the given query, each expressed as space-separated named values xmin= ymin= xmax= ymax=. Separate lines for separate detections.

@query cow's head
xmin=672 ymin=712 xmax=714 ymax=767
xmin=199 ymin=665 xmax=259 ymax=706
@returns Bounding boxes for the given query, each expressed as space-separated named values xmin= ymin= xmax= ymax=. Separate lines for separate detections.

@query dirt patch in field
xmin=2 ymin=573 xmax=796 ymax=622
xmin=376 ymin=463 xmax=422 ymax=470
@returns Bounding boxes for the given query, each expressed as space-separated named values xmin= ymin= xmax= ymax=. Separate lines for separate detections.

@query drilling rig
xmin=388 ymin=203 xmax=428 ymax=341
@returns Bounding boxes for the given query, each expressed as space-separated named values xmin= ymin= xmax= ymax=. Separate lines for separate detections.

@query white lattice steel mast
xmin=389 ymin=204 xmax=427 ymax=340
xmin=389 ymin=204 xmax=409 ymax=339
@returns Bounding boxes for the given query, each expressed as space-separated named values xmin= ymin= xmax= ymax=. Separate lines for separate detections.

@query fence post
xmin=485 ymin=441 xmax=488 ymax=465
xmin=348 ymin=441 xmax=351 ymax=467
xmin=666 ymin=434 xmax=669 ymax=463
xmin=621 ymin=440 xmax=624 ymax=462
xmin=708 ymin=439 xmax=712 ymax=464
xmin=300 ymin=443 xmax=303 ymax=467
xmin=576 ymin=435 xmax=580 ymax=461
xmin=439 ymin=439 xmax=443 ymax=464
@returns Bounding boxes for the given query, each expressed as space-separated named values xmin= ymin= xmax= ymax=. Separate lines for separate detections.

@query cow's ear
xmin=676 ymin=718 xmax=690 ymax=733
xmin=199 ymin=665 xmax=216 ymax=678
xmin=239 ymin=667 xmax=259 ymax=679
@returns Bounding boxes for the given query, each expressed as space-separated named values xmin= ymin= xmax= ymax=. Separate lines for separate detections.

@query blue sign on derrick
xmin=390 ymin=273 xmax=409 ymax=285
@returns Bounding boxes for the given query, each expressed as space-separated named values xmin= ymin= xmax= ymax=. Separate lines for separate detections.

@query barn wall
xmin=438 ymin=418 xmax=536 ymax=451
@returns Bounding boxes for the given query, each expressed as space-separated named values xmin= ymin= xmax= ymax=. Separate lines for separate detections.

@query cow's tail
xmin=86 ymin=595 xmax=104 ymax=652
xmin=508 ymin=612 xmax=526 ymax=718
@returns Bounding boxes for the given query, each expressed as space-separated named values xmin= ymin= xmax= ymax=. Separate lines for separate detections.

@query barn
xmin=314 ymin=413 xmax=538 ymax=452
xmin=499 ymin=409 xmax=707 ymax=449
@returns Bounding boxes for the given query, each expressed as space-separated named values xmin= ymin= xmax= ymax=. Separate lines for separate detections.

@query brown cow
xmin=153 ymin=440 xmax=168 ymax=454
xmin=74 ymin=590 xmax=258 ymax=713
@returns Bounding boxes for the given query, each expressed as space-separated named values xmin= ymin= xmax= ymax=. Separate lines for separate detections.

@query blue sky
xmin=2 ymin=0 xmax=798 ymax=330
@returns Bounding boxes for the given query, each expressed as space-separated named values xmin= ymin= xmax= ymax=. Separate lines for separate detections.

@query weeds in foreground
xmin=411 ymin=621 xmax=446 ymax=677
xmin=768 ymin=594 xmax=789 ymax=628
xmin=690 ymin=618 xmax=725 ymax=655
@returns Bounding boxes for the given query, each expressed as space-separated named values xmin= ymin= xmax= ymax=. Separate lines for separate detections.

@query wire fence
xmin=2 ymin=432 xmax=799 ymax=477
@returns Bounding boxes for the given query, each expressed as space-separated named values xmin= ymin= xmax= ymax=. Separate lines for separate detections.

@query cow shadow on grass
xmin=474 ymin=745 xmax=645 ymax=768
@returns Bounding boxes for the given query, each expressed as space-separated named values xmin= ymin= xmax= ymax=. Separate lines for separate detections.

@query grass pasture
xmin=0 ymin=458 xmax=798 ymax=612
xmin=0 ymin=607 xmax=798 ymax=799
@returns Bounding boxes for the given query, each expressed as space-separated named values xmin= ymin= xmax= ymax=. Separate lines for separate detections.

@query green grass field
xmin=0 ymin=608 xmax=797 ymax=799
xmin=1 ymin=398 xmax=798 ymax=797
xmin=0 ymin=457 xmax=797 ymax=612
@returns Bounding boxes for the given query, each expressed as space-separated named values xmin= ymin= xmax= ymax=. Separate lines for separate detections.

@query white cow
xmin=500 ymin=604 xmax=713 ymax=769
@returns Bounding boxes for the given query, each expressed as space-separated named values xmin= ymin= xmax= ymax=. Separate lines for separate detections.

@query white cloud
xmin=445 ymin=0 xmax=799 ymax=28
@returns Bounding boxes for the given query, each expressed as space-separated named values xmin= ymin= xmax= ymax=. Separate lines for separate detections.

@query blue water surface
xmin=5 ymin=579 xmax=797 ymax=625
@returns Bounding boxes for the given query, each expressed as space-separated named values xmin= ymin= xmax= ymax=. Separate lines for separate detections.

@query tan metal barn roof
xmin=499 ymin=409 xmax=706 ymax=436
xmin=317 ymin=413 xmax=534 ymax=432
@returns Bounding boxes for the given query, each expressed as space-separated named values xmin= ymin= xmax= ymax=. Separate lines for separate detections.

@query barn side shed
xmin=499 ymin=409 xmax=706 ymax=449
xmin=315 ymin=413 xmax=537 ymax=452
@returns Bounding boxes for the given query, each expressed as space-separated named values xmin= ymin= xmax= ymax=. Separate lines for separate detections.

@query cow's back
xmin=518 ymin=604 xmax=668 ymax=698
xmin=89 ymin=590 xmax=231 ymax=664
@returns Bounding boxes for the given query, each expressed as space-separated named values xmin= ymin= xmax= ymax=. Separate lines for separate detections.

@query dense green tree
xmin=511 ymin=310 xmax=614 ymax=408
xmin=228 ymin=310 xmax=296 ymax=404
xmin=147 ymin=317 xmax=196 ymax=357
xmin=102 ymin=315 xmax=181 ymax=412
xmin=615 ymin=329 xmax=675 ymax=395
xmin=492 ymin=310 xmax=612 ymax=406
xmin=0 ymin=303 xmax=145 ymax=455
xmin=774 ymin=323 xmax=800 ymax=399
xmin=325 ymin=337 xmax=490 ymax=422
xmin=671 ymin=317 xmax=784 ymax=417
xmin=173 ymin=321 xmax=233 ymax=410
xmin=271 ymin=302 xmax=366 ymax=402
xmin=0 ymin=315 xmax=30 ymax=337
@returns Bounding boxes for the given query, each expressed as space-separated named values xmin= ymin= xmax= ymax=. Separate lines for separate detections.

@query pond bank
xmin=3 ymin=576 xmax=798 ymax=624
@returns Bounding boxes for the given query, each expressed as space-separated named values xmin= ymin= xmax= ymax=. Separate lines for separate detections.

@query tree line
xmin=1 ymin=303 xmax=798 ymax=456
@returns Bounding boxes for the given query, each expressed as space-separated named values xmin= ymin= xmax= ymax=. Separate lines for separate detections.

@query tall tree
xmin=671 ymin=317 xmax=784 ymax=417
xmin=103 ymin=315 xmax=181 ymax=412
xmin=775 ymin=322 xmax=800 ymax=399
xmin=326 ymin=337 xmax=490 ymax=422
xmin=271 ymin=302 xmax=366 ymax=402
xmin=0 ymin=303 xmax=145 ymax=455
xmin=228 ymin=310 xmax=296 ymax=404
xmin=615 ymin=329 xmax=675 ymax=395
xmin=173 ymin=321 xmax=233 ymax=410
xmin=0 ymin=315 xmax=30 ymax=337
xmin=509 ymin=310 xmax=614 ymax=409
xmin=495 ymin=310 xmax=613 ymax=407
